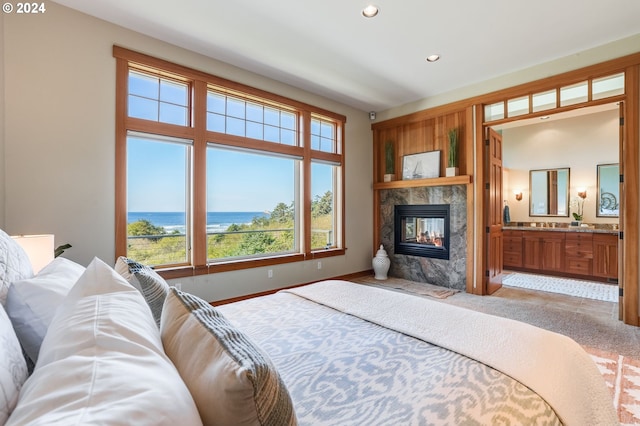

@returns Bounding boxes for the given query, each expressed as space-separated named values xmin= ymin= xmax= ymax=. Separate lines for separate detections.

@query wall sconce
xmin=10 ymin=234 xmax=54 ymax=274
xmin=577 ymin=189 xmax=587 ymax=199
xmin=514 ymin=190 xmax=523 ymax=202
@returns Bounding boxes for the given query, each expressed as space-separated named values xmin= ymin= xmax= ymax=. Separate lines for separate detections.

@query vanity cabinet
xmin=503 ymin=228 xmax=618 ymax=282
xmin=593 ymin=234 xmax=618 ymax=281
xmin=503 ymin=230 xmax=523 ymax=268
xmin=522 ymin=234 xmax=542 ymax=270
xmin=564 ymin=233 xmax=593 ymax=276
xmin=541 ymin=233 xmax=565 ymax=272
xmin=522 ymin=231 xmax=564 ymax=272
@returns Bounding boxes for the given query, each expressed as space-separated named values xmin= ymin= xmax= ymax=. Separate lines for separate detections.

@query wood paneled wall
xmin=373 ymin=110 xmax=469 ymax=182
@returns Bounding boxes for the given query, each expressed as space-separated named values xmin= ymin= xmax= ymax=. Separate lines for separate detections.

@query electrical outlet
xmin=268 ymin=269 xmax=273 ymax=278
xmin=317 ymin=261 xmax=322 ymax=270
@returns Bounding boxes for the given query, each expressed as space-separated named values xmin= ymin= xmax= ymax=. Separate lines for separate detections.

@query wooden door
xmin=486 ymin=128 xmax=503 ymax=294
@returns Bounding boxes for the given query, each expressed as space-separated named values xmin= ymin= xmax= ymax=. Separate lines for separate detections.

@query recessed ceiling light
xmin=426 ymin=54 xmax=440 ymax=62
xmin=540 ymin=116 xmax=550 ymax=120
xmin=362 ymin=5 xmax=379 ymax=18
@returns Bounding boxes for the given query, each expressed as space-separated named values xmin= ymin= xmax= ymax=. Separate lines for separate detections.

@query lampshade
xmin=11 ymin=234 xmax=55 ymax=274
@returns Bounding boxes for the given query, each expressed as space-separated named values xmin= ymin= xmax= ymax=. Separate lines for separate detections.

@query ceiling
xmin=53 ymin=0 xmax=640 ymax=112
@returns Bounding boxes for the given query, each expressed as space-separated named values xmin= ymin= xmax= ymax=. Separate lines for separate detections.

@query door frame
xmin=475 ymin=61 xmax=639 ymax=326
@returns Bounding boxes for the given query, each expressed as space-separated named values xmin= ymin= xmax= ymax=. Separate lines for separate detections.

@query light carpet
xmin=503 ymin=272 xmax=617 ymax=302
xmin=351 ymin=275 xmax=459 ymax=299
xmin=585 ymin=347 xmax=640 ymax=425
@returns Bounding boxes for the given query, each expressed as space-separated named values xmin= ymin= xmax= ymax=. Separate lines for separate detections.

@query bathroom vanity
xmin=503 ymin=227 xmax=618 ymax=283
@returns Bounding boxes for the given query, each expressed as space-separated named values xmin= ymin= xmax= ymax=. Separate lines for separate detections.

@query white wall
xmin=502 ymin=109 xmax=619 ymax=224
xmin=1 ymin=3 xmax=374 ymax=302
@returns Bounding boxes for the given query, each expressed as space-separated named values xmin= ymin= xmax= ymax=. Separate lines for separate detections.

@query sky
xmin=127 ymin=136 xmax=332 ymax=213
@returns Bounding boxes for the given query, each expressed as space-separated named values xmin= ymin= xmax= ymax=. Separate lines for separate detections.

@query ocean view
xmin=128 ymin=211 xmax=270 ymax=234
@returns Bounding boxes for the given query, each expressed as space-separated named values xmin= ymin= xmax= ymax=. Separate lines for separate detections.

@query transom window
xmin=128 ymin=70 xmax=190 ymax=126
xmin=114 ymin=47 xmax=346 ymax=276
xmin=206 ymin=90 xmax=297 ymax=145
xmin=484 ymin=71 xmax=625 ymax=124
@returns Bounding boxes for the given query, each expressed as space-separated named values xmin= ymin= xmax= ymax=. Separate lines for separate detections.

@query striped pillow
xmin=114 ymin=257 xmax=168 ymax=327
xmin=161 ymin=288 xmax=297 ymax=426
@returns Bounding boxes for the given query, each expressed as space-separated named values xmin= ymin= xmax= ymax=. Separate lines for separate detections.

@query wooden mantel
xmin=373 ymin=175 xmax=472 ymax=190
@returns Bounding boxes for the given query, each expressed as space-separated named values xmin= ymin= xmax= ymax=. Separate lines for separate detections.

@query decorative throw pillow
xmin=0 ymin=229 xmax=33 ymax=306
xmin=6 ymin=257 xmax=85 ymax=363
xmin=115 ymin=256 xmax=168 ymax=327
xmin=0 ymin=303 xmax=28 ymax=424
xmin=6 ymin=258 xmax=202 ymax=426
xmin=161 ymin=288 xmax=297 ymax=426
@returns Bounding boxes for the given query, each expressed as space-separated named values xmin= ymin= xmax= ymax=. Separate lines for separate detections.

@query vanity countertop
xmin=503 ymin=225 xmax=618 ymax=235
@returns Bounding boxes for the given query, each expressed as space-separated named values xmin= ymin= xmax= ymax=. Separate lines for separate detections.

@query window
xmin=128 ymin=71 xmax=189 ymax=125
xmin=507 ymin=96 xmax=529 ymax=117
xmin=311 ymin=161 xmax=339 ymax=250
xmin=114 ymin=47 xmax=346 ymax=275
xmin=560 ymin=81 xmax=588 ymax=107
xmin=206 ymin=145 xmax=300 ymax=261
xmin=206 ymin=90 xmax=297 ymax=145
xmin=483 ymin=72 xmax=626 ymax=124
xmin=126 ymin=133 xmax=191 ymax=266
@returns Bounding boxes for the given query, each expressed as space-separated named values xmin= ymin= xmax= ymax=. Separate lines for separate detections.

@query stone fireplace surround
xmin=378 ymin=185 xmax=467 ymax=291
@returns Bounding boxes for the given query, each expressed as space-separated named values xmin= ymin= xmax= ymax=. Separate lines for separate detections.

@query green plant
xmin=384 ymin=141 xmax=395 ymax=174
xmin=54 ymin=244 xmax=72 ymax=257
xmin=447 ymin=128 xmax=459 ymax=168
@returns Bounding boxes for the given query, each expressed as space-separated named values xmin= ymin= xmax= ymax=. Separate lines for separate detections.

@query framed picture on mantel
xmin=402 ymin=150 xmax=440 ymax=180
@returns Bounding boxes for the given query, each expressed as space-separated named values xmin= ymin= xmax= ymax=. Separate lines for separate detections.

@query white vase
xmin=445 ymin=167 xmax=459 ymax=177
xmin=372 ymin=244 xmax=391 ymax=280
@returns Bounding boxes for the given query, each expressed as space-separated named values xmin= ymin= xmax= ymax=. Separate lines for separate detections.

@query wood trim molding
xmin=622 ymin=64 xmax=639 ymax=326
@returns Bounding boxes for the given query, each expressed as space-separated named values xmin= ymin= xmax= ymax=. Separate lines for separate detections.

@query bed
xmin=0 ymin=229 xmax=618 ymax=425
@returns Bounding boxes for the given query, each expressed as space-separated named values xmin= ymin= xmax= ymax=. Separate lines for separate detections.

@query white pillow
xmin=161 ymin=288 xmax=297 ymax=426
xmin=115 ymin=256 xmax=169 ymax=327
xmin=6 ymin=258 xmax=202 ymax=426
xmin=0 ymin=304 xmax=28 ymax=424
xmin=6 ymin=257 xmax=85 ymax=363
xmin=0 ymin=229 xmax=33 ymax=306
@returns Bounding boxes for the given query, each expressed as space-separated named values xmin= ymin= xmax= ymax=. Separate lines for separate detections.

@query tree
xmin=312 ymin=191 xmax=332 ymax=217
xmin=270 ymin=202 xmax=294 ymax=223
xmin=128 ymin=219 xmax=166 ymax=237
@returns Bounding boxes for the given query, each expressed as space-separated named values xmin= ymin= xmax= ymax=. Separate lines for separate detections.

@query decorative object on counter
xmin=571 ymin=189 xmax=587 ymax=223
xmin=384 ymin=141 xmax=395 ymax=182
xmin=445 ymin=127 xmax=459 ymax=177
xmin=372 ymin=244 xmax=390 ymax=280
xmin=402 ymin=150 xmax=440 ymax=180
xmin=514 ymin=190 xmax=523 ymax=202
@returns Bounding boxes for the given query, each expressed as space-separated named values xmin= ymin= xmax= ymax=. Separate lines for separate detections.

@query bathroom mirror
xmin=597 ymin=163 xmax=619 ymax=217
xmin=529 ymin=168 xmax=570 ymax=217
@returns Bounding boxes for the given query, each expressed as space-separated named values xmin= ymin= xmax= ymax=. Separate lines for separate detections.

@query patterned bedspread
xmin=218 ymin=290 xmax=561 ymax=425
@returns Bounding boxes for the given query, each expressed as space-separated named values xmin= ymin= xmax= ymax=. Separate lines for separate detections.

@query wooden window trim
xmin=114 ymin=46 xmax=347 ymax=278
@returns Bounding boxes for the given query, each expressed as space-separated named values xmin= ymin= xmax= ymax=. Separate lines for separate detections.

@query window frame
xmin=114 ymin=46 xmax=346 ymax=279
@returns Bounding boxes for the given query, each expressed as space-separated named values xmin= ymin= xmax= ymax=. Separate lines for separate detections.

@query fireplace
xmin=394 ymin=204 xmax=450 ymax=260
